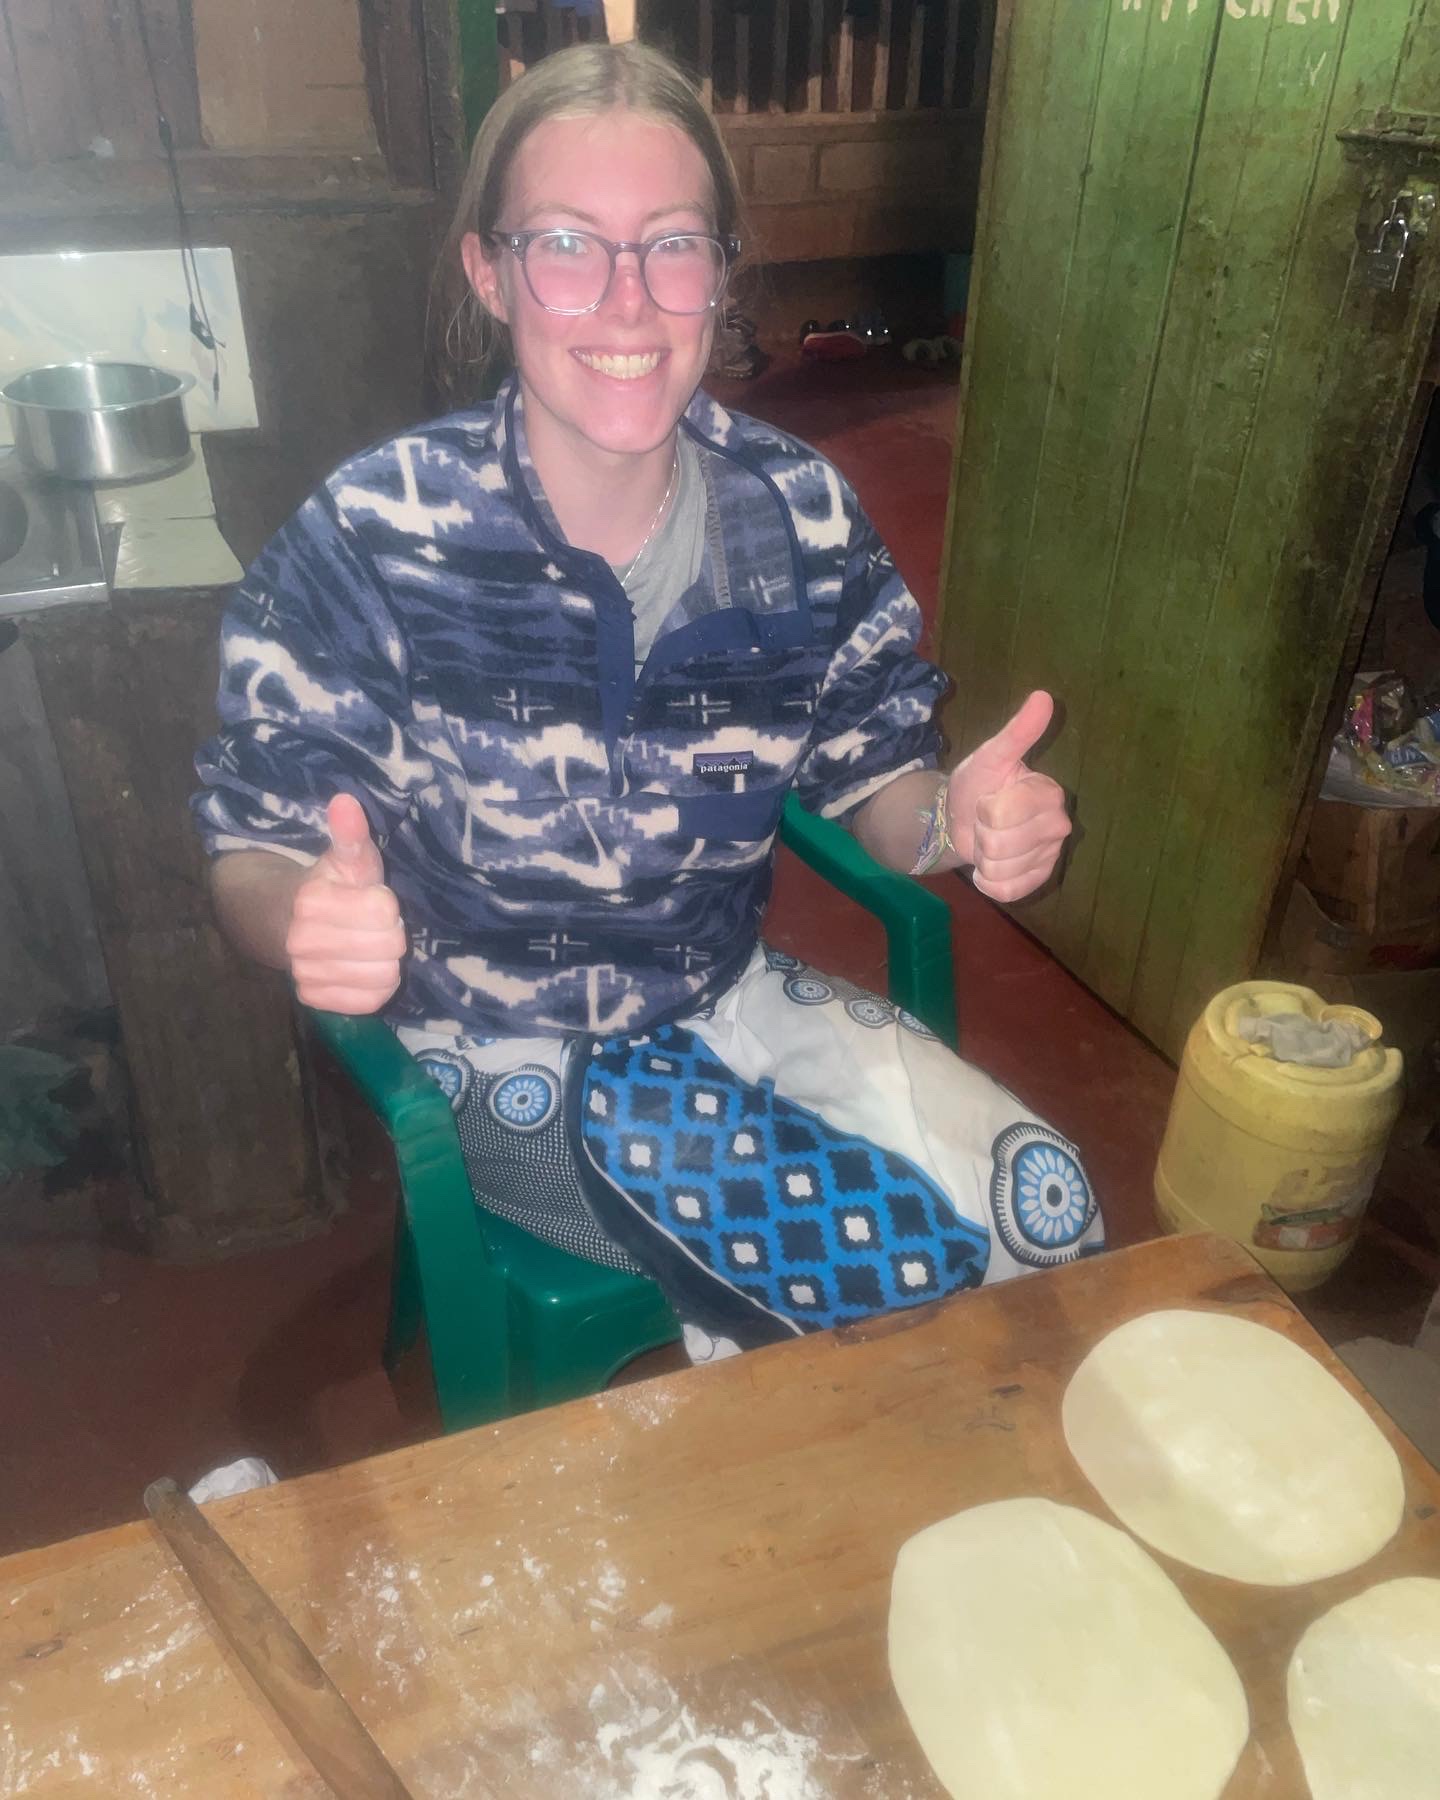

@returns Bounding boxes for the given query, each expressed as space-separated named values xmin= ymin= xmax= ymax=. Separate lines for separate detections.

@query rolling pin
xmin=143 ymin=1478 xmax=415 ymax=1800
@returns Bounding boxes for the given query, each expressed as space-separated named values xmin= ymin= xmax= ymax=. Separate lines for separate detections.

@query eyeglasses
xmin=484 ymin=228 xmax=740 ymax=317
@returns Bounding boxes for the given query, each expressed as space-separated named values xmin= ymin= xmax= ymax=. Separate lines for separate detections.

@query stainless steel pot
xmin=3 ymin=361 xmax=195 ymax=483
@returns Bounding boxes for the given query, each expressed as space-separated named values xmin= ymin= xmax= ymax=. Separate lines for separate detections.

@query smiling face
xmin=462 ymin=109 xmax=720 ymax=476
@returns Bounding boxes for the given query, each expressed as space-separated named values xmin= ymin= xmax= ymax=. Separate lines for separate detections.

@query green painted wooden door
xmin=938 ymin=0 xmax=1440 ymax=1059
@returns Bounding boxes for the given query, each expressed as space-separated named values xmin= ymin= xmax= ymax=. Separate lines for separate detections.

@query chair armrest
xmin=306 ymin=1008 xmax=513 ymax=1428
xmin=779 ymin=793 xmax=959 ymax=1048
xmin=307 ymin=1010 xmax=457 ymax=1145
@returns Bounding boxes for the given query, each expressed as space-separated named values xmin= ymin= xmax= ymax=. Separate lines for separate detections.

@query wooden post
xmin=807 ymin=0 xmax=824 ymax=113
xmin=941 ymin=0 xmax=963 ymax=109
xmin=970 ymin=0 xmax=995 ymax=112
xmin=872 ymin=0 xmax=894 ymax=112
xmin=735 ymin=4 xmax=751 ymax=114
xmin=836 ymin=3 xmax=854 ymax=112
xmin=358 ymin=0 xmax=435 ymax=185
xmin=771 ymin=0 xmax=790 ymax=110
xmin=904 ymin=0 xmax=926 ymax=110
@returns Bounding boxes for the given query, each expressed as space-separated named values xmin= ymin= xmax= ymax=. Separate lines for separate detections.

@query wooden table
xmin=5 ymin=1233 xmax=1439 ymax=1796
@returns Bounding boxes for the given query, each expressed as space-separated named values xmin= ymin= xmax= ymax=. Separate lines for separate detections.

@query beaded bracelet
xmin=910 ymin=775 xmax=954 ymax=876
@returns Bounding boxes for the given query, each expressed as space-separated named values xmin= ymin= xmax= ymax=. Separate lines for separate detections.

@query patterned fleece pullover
xmin=193 ymin=377 xmax=947 ymax=1036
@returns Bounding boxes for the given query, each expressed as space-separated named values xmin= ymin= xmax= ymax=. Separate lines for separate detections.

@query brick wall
xmin=722 ymin=109 xmax=982 ymax=264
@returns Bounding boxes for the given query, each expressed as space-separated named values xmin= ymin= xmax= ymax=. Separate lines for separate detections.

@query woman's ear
xmin=462 ymin=231 xmax=509 ymax=324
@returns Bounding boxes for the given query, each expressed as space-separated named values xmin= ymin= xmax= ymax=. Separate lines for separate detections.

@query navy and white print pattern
xmin=990 ymin=1122 xmax=1100 ymax=1268
xmin=398 ymin=1025 xmax=644 ymax=1276
xmin=415 ymin=1049 xmax=471 ymax=1112
xmin=488 ymin=1067 xmax=560 ymax=1133
xmin=845 ymin=996 xmax=895 ymax=1029
xmin=194 ymin=377 xmax=946 ymax=1041
xmin=783 ymin=974 xmax=835 ymax=1006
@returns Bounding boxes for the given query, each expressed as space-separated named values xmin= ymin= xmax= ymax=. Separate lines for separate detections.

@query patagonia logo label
xmin=693 ymin=751 xmax=754 ymax=778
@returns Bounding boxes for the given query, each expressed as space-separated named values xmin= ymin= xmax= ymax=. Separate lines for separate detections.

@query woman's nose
xmin=604 ymin=250 xmax=650 ymax=320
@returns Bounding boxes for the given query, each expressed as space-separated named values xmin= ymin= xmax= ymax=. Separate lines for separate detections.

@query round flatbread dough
xmin=888 ymin=1497 xmax=1248 ymax=1800
xmin=1288 ymin=1577 xmax=1440 ymax=1800
xmin=1062 ymin=1309 xmax=1404 ymax=1585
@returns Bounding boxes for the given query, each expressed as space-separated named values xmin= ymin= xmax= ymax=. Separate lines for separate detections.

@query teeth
xmin=575 ymin=351 xmax=661 ymax=379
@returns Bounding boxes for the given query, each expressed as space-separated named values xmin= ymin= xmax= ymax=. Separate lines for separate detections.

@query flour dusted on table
xmin=587 ymin=1678 xmax=841 ymax=1800
xmin=590 ymin=1692 xmax=828 ymax=1792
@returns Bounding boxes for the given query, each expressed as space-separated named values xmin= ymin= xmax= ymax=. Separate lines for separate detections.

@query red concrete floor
xmin=1 ymin=350 xmax=1429 ymax=1561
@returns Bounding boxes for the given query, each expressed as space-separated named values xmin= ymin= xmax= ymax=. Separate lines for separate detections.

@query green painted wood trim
xmin=457 ymin=0 xmax=502 ymax=147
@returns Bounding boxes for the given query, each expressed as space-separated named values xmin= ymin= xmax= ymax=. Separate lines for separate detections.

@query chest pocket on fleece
xmin=674 ymin=782 xmax=789 ymax=842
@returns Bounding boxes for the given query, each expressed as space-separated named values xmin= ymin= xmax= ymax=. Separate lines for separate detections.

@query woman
xmin=195 ymin=41 xmax=1100 ymax=1361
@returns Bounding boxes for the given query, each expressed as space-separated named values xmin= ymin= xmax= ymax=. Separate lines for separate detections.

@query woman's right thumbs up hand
xmin=284 ymin=794 xmax=407 ymax=1013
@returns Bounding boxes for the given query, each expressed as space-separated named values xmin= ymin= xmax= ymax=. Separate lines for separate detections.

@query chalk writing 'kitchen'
xmin=1121 ymin=0 xmax=1341 ymax=19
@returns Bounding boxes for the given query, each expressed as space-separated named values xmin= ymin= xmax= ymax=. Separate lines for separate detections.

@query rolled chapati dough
xmin=1062 ymin=1309 xmax=1405 ymax=1585
xmin=1288 ymin=1577 xmax=1440 ymax=1800
xmin=888 ymin=1498 xmax=1248 ymax=1800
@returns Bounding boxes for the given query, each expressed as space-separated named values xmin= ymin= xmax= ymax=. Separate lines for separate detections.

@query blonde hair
xmin=432 ymin=40 xmax=745 ymax=408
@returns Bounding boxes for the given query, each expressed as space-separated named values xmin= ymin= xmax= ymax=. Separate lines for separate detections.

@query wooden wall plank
xmin=0 ymin=1 xmax=35 ymax=164
xmin=807 ymin=0 xmax=825 ymax=112
xmin=772 ymin=0 xmax=791 ymax=111
xmin=935 ymin=0 xmax=1013 ymax=642
xmin=193 ymin=0 xmax=377 ymax=152
xmin=1135 ymin=1 xmax=1440 ymax=1047
xmin=735 ymin=5 xmax=752 ymax=114
xmin=836 ymin=3 xmax=855 ymax=112
xmin=5 ymin=0 xmax=91 ymax=162
xmin=904 ymin=0 xmax=926 ymax=108
xmin=941 ymin=0 xmax=963 ymax=107
xmin=1391 ymin=0 xmax=1440 ymax=107
xmin=422 ymin=0 xmax=468 ymax=190
xmin=872 ymin=0 xmax=894 ymax=111
xmin=359 ymin=0 xmax=435 ymax=186
xmin=1058 ymin=17 xmax=1275 ymax=1008
xmin=969 ymin=0 xmax=995 ymax=112
xmin=941 ymin=0 xmax=1112 ymax=769
xmin=134 ymin=0 xmax=203 ymax=149
xmin=940 ymin=0 xmax=1440 ymax=1058
xmin=988 ymin=1 xmax=1220 ymax=987
xmin=2 ymin=0 xmax=200 ymax=164
xmin=1090 ymin=5 xmax=1336 ymax=1033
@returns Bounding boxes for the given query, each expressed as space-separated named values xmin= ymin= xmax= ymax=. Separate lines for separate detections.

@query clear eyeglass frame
xmin=483 ymin=227 xmax=741 ymax=317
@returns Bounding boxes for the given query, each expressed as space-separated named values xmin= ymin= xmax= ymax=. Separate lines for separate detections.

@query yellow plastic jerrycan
xmin=1154 ymin=980 xmax=1403 ymax=1293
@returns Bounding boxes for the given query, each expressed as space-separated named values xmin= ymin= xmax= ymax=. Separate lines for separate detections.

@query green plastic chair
xmin=308 ymin=793 xmax=958 ymax=1433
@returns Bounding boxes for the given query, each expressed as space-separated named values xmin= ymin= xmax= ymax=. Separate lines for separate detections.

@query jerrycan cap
xmin=1211 ymin=981 xmax=1389 ymax=1086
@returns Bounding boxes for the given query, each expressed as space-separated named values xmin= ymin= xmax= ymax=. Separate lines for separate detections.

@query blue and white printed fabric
xmin=401 ymin=946 xmax=1104 ymax=1357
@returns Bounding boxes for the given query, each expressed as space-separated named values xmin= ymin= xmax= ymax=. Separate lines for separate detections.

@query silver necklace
xmin=619 ymin=450 xmax=679 ymax=592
